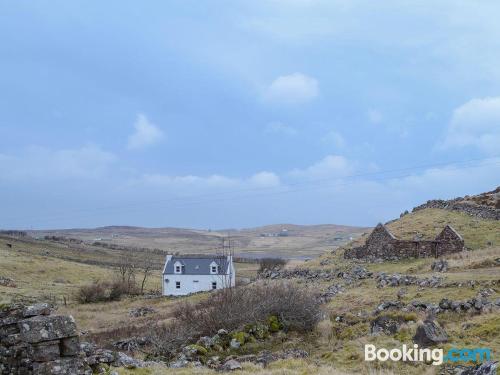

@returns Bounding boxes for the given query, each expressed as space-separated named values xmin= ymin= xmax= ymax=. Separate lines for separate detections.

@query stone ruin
xmin=0 ymin=303 xmax=91 ymax=375
xmin=344 ymin=223 xmax=464 ymax=260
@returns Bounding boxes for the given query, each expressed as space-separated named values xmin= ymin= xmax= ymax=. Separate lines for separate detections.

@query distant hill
xmin=29 ymin=223 xmax=368 ymax=260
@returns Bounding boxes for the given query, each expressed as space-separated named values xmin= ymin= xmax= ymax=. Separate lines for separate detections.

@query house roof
xmin=163 ymin=255 xmax=230 ymax=275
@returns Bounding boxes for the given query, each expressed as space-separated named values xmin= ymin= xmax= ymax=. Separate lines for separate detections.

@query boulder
xmin=431 ymin=259 xmax=449 ymax=272
xmin=22 ymin=303 xmax=52 ymax=318
xmin=28 ymin=340 xmax=61 ymax=362
xmin=370 ymin=315 xmax=401 ymax=335
xmin=60 ymin=337 xmax=80 ymax=357
xmin=221 ymin=359 xmax=242 ymax=371
xmin=32 ymin=358 xmax=91 ymax=375
xmin=128 ymin=307 xmax=156 ymax=318
xmin=230 ymin=338 xmax=241 ymax=349
xmin=112 ymin=351 xmax=145 ymax=369
xmin=413 ymin=320 xmax=448 ymax=347
xmin=459 ymin=361 xmax=498 ymax=375
xmin=19 ymin=315 xmax=77 ymax=343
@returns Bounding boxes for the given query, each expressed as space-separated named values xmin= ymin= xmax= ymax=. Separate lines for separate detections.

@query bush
xmin=173 ymin=281 xmax=322 ymax=336
xmin=75 ymin=281 xmax=126 ymax=303
xmin=258 ymin=258 xmax=288 ymax=272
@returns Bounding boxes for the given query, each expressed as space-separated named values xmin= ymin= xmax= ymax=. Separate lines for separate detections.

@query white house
xmin=162 ymin=255 xmax=236 ymax=296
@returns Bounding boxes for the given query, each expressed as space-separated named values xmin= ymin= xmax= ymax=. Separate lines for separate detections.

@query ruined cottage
xmin=344 ymin=224 xmax=464 ymax=260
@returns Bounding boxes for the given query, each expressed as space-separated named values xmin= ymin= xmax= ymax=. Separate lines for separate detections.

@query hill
xmin=29 ymin=223 xmax=367 ymax=260
xmin=1 ymin=188 xmax=499 ymax=375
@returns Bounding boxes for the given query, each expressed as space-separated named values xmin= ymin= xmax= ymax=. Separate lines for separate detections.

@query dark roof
xmin=163 ymin=256 xmax=230 ymax=275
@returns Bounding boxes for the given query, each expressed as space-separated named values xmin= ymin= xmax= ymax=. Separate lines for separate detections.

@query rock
xmin=22 ymin=303 xmax=52 ymax=318
xmin=19 ymin=315 xmax=77 ymax=343
xmin=376 ymin=301 xmax=403 ymax=312
xmin=113 ymin=336 xmax=149 ymax=352
xmin=439 ymin=298 xmax=451 ymax=310
xmin=221 ymin=359 xmax=242 ymax=371
xmin=431 ymin=259 xmax=449 ymax=272
xmin=85 ymin=348 xmax=116 ymax=366
xmin=79 ymin=342 xmax=97 ymax=357
xmin=128 ymin=307 xmax=156 ymax=318
xmin=196 ymin=336 xmax=214 ymax=348
xmin=236 ymin=354 xmax=257 ymax=363
xmin=60 ymin=336 xmax=80 ymax=357
xmin=0 ymin=276 xmax=16 ymax=288
xmin=413 ymin=320 xmax=448 ymax=347
xmin=169 ymin=354 xmax=189 ymax=368
xmin=32 ymin=358 xmax=91 ymax=375
xmin=28 ymin=340 xmax=61 ymax=362
xmin=112 ymin=351 xmax=145 ymax=369
xmin=459 ymin=361 xmax=498 ymax=375
xmin=370 ymin=315 xmax=401 ymax=335
xmin=230 ymin=338 xmax=241 ymax=349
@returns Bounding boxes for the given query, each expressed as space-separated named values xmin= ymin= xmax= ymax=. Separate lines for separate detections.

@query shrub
xmin=173 ymin=281 xmax=322 ymax=336
xmin=258 ymin=258 xmax=288 ymax=272
xmin=75 ymin=281 xmax=126 ymax=304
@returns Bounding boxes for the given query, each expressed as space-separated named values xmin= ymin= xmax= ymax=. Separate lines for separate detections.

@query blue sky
xmin=1 ymin=1 xmax=499 ymax=229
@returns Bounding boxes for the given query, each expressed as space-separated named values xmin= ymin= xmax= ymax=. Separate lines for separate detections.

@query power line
xmin=3 ymin=156 xmax=499 ymax=227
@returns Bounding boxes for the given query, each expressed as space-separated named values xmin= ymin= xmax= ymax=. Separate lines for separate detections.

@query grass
xmin=1 ymin=206 xmax=499 ymax=375
xmin=116 ymin=359 xmax=399 ymax=375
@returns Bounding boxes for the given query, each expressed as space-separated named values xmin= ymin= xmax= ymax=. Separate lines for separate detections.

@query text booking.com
xmin=365 ymin=344 xmax=492 ymax=366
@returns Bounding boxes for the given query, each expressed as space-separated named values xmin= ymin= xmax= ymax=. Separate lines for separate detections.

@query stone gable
xmin=344 ymin=224 xmax=464 ymax=260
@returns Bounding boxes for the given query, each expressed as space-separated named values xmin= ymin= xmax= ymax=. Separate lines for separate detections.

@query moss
xmin=383 ymin=311 xmax=418 ymax=323
xmin=468 ymin=316 xmax=500 ymax=340
xmin=267 ymin=315 xmax=283 ymax=332
xmin=186 ymin=344 xmax=208 ymax=356
xmin=232 ymin=331 xmax=249 ymax=345
xmin=245 ymin=322 xmax=270 ymax=339
xmin=394 ymin=328 xmax=412 ymax=342
xmin=332 ymin=322 xmax=369 ymax=340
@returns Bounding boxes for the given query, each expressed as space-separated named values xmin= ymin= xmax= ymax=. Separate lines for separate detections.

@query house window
xmin=212 ymin=282 xmax=217 ymax=290
xmin=211 ymin=265 xmax=217 ymax=273
xmin=175 ymin=265 xmax=181 ymax=273
xmin=176 ymin=281 xmax=181 ymax=289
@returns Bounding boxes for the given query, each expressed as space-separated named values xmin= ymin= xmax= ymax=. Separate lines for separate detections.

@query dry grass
xmin=116 ymin=359 xmax=400 ymax=375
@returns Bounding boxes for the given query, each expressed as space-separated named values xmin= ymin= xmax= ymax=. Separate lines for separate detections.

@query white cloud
xmin=322 ymin=131 xmax=346 ymax=149
xmin=248 ymin=171 xmax=281 ymax=187
xmin=289 ymin=154 xmax=354 ymax=180
xmin=264 ymin=73 xmax=319 ymax=104
xmin=136 ymin=170 xmax=281 ymax=190
xmin=0 ymin=145 xmax=117 ymax=181
xmin=127 ymin=114 xmax=164 ymax=150
xmin=440 ymin=97 xmax=500 ymax=155
xmin=265 ymin=122 xmax=298 ymax=136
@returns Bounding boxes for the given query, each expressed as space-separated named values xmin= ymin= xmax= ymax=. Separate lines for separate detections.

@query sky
xmin=0 ymin=0 xmax=499 ymax=229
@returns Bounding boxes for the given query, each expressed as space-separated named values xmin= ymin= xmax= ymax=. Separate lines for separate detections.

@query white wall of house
xmin=163 ymin=273 xmax=233 ymax=296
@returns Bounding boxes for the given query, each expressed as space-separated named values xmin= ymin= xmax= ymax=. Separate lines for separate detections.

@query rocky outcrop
xmin=431 ymin=259 xmax=449 ymax=272
xmin=0 ymin=303 xmax=91 ymax=375
xmin=0 ymin=303 xmax=153 ymax=375
xmin=412 ymin=199 xmax=500 ymax=220
xmin=413 ymin=320 xmax=448 ymax=347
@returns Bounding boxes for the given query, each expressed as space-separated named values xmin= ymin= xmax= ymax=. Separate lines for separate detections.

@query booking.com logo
xmin=365 ymin=344 xmax=492 ymax=366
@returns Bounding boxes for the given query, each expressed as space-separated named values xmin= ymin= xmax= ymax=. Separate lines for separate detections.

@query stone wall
xmin=344 ymin=224 xmax=464 ymax=260
xmin=0 ymin=303 xmax=91 ymax=375
xmin=412 ymin=200 xmax=500 ymax=220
